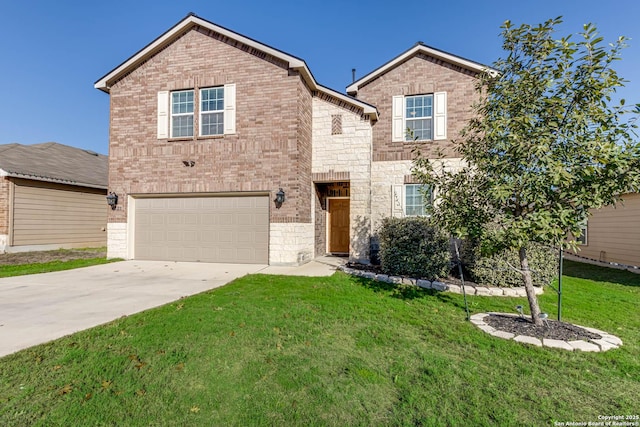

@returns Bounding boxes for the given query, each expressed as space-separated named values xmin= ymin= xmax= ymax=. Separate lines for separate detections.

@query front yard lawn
xmin=0 ymin=261 xmax=638 ymax=426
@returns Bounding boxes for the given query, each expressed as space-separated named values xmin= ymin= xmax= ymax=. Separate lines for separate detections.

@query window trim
xmin=170 ymin=89 xmax=194 ymax=138
xmin=403 ymin=184 xmax=432 ymax=217
xmin=199 ymin=86 xmax=224 ymax=137
xmin=158 ymin=84 xmax=236 ymax=140
xmin=404 ymin=94 xmax=433 ymax=142
xmin=392 ymin=91 xmax=447 ymax=142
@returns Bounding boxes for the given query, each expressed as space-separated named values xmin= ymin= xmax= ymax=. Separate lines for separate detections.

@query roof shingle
xmin=0 ymin=142 xmax=108 ymax=189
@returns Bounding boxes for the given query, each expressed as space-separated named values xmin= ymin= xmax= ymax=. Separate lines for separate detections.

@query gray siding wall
xmin=11 ymin=179 xmax=107 ymax=247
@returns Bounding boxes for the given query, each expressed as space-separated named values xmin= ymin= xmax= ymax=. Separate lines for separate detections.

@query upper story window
xmin=404 ymin=184 xmax=432 ymax=216
xmin=200 ymin=87 xmax=224 ymax=136
xmin=405 ymin=95 xmax=432 ymax=141
xmin=392 ymin=92 xmax=447 ymax=142
xmin=171 ymin=90 xmax=194 ymax=138
xmin=157 ymin=84 xmax=236 ymax=139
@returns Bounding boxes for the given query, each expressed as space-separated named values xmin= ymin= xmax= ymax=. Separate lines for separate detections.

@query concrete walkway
xmin=0 ymin=257 xmax=344 ymax=358
xmin=258 ymin=256 xmax=346 ymax=276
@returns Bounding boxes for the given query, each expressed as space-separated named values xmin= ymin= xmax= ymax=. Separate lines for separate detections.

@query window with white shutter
xmin=157 ymin=83 xmax=236 ymax=138
xmin=223 ymin=83 xmax=236 ymax=135
xmin=157 ymin=91 xmax=169 ymax=139
xmin=391 ymin=92 xmax=447 ymax=142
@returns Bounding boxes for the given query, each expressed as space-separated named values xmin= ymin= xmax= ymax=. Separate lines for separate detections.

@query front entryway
xmin=328 ymin=198 xmax=350 ymax=253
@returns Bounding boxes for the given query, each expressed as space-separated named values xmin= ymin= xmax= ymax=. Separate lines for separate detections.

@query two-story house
xmin=95 ymin=13 xmax=487 ymax=265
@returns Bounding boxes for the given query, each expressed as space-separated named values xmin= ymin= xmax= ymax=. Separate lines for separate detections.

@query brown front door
xmin=328 ymin=199 xmax=350 ymax=253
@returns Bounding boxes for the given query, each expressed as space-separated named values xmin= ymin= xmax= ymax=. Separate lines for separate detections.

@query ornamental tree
xmin=413 ymin=17 xmax=640 ymax=325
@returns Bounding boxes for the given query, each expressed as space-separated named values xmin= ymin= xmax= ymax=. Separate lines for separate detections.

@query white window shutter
xmin=392 ymin=95 xmax=404 ymax=142
xmin=157 ymin=91 xmax=169 ymax=139
xmin=434 ymin=91 xmax=447 ymax=140
xmin=392 ymin=185 xmax=405 ymax=217
xmin=224 ymin=83 xmax=236 ymax=135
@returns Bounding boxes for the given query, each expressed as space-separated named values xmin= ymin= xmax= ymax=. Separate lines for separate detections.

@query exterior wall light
xmin=274 ymin=188 xmax=285 ymax=208
xmin=106 ymin=192 xmax=119 ymax=210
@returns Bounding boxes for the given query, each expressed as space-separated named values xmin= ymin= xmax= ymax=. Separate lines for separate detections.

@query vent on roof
xmin=84 ymin=149 xmax=99 ymax=156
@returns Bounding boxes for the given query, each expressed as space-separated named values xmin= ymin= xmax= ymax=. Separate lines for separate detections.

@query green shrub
xmin=461 ymin=240 xmax=558 ymax=287
xmin=377 ymin=217 xmax=450 ymax=280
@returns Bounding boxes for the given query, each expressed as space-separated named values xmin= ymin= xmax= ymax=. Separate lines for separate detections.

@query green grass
xmin=0 ymin=258 xmax=117 ymax=278
xmin=0 ymin=260 xmax=638 ymax=426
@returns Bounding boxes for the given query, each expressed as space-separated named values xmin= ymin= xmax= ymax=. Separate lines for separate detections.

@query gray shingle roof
xmin=0 ymin=142 xmax=108 ymax=189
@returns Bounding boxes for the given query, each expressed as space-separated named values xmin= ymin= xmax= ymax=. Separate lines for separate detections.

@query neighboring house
xmin=0 ymin=142 xmax=108 ymax=253
xmin=95 ymin=13 xmax=487 ymax=265
xmin=571 ymin=193 xmax=640 ymax=267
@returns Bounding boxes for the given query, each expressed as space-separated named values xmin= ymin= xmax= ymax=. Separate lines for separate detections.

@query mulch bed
xmin=346 ymin=262 xmax=601 ymax=341
xmin=485 ymin=314 xmax=601 ymax=341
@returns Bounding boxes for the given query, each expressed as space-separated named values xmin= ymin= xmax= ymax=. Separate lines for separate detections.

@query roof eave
xmin=346 ymin=43 xmax=496 ymax=96
xmin=313 ymin=83 xmax=379 ymax=120
xmin=1 ymin=170 xmax=107 ymax=190
xmin=95 ymin=14 xmax=378 ymax=122
xmin=95 ymin=14 xmax=308 ymax=93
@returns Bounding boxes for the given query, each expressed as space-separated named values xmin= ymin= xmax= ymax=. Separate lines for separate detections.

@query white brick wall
xmin=107 ymin=222 xmax=128 ymax=259
xmin=312 ymin=99 xmax=373 ymax=263
xmin=269 ymin=222 xmax=314 ymax=265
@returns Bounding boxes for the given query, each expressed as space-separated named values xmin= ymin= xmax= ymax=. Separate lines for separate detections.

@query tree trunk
xmin=518 ymin=246 xmax=543 ymax=326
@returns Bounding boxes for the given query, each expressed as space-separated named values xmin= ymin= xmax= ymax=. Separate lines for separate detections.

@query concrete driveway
xmin=0 ymin=261 xmax=266 ymax=358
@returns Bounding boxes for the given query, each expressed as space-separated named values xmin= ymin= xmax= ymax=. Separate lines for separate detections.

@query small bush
xmin=461 ymin=240 xmax=558 ymax=287
xmin=377 ymin=217 xmax=450 ymax=280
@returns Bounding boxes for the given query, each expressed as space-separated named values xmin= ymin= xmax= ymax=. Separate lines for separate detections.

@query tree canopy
xmin=413 ymin=17 xmax=640 ymax=324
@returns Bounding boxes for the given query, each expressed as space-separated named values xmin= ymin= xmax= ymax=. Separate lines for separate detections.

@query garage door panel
xmin=255 ymin=232 xmax=269 ymax=245
xmin=201 ymin=214 xmax=217 ymax=226
xmin=218 ymin=230 xmax=233 ymax=244
xmin=237 ymin=213 xmax=253 ymax=226
xmin=237 ymin=231 xmax=253 ymax=243
xmin=134 ymin=196 xmax=269 ymax=264
xmin=167 ymin=214 xmax=182 ymax=225
xmin=151 ymin=214 xmax=166 ymax=225
xmin=183 ymin=231 xmax=198 ymax=241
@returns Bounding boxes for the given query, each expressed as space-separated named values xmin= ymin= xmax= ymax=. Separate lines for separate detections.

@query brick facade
xmin=100 ymin=15 xmax=483 ymax=265
xmin=355 ymin=53 xmax=478 ymax=162
xmin=107 ymin=27 xmax=312 ymax=226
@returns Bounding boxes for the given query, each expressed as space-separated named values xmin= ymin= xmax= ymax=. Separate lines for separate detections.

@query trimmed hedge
xmin=461 ymin=240 xmax=558 ymax=287
xmin=377 ymin=217 xmax=450 ymax=280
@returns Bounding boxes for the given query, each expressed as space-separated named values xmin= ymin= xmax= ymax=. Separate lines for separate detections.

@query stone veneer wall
xmin=269 ymin=223 xmax=314 ymax=265
xmin=370 ymin=160 xmax=413 ymax=232
xmin=311 ymin=98 xmax=373 ymax=263
xmin=371 ymin=158 xmax=465 ymax=232
xmin=107 ymin=222 xmax=127 ymax=259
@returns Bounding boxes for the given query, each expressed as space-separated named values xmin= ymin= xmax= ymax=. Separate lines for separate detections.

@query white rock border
xmin=469 ymin=313 xmax=623 ymax=352
xmin=339 ymin=266 xmax=543 ymax=297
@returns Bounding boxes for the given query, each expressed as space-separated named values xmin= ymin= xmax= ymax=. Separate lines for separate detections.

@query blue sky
xmin=1 ymin=0 xmax=639 ymax=155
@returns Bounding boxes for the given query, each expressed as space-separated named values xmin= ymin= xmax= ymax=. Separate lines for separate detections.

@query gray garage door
xmin=134 ymin=196 xmax=269 ymax=264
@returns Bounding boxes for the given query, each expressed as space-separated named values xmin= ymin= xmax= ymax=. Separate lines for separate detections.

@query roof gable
xmin=95 ymin=13 xmax=377 ymax=120
xmin=346 ymin=42 xmax=496 ymax=96
xmin=0 ymin=142 xmax=108 ymax=189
